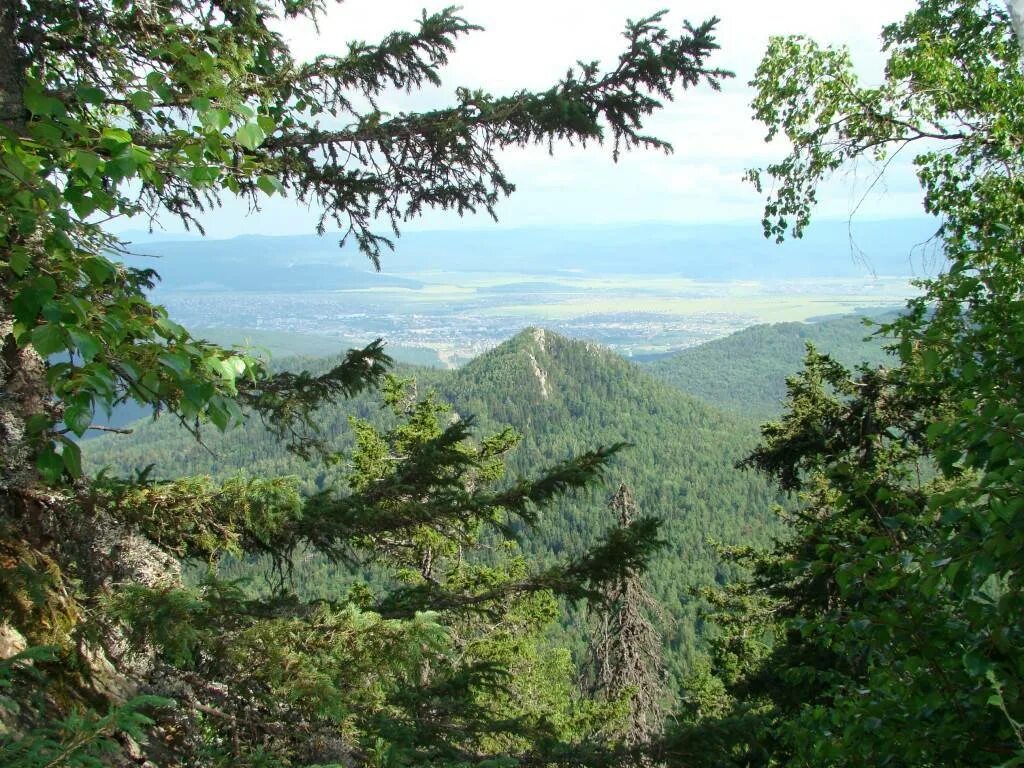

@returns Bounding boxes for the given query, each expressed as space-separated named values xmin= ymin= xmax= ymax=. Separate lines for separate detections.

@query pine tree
xmin=0 ymin=2 xmax=727 ymax=765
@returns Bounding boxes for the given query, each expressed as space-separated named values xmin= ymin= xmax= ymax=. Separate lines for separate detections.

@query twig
xmin=86 ymin=424 xmax=135 ymax=435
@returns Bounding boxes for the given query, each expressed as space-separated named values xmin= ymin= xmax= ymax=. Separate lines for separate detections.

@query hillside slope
xmin=645 ymin=313 xmax=898 ymax=421
xmin=86 ymin=329 xmax=782 ymax=682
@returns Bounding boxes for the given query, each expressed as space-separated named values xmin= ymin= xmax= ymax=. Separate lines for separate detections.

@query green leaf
xmin=868 ymin=571 xmax=900 ymax=592
xmin=100 ymin=127 xmax=133 ymax=150
xmin=82 ymin=257 xmax=116 ymax=285
xmin=226 ymin=356 xmax=248 ymax=377
xmin=202 ymin=108 xmax=231 ymax=131
xmin=24 ymin=84 xmax=66 ymax=117
xmin=189 ymin=165 xmax=220 ymax=185
xmin=834 ymin=565 xmax=854 ymax=590
xmin=68 ymin=328 xmax=102 ymax=362
xmin=64 ymin=402 xmax=93 ymax=437
xmin=41 ymin=301 xmax=61 ymax=324
xmin=64 ymin=186 xmax=99 ymax=218
xmin=25 ymin=414 xmax=51 ymax=436
xmin=159 ymin=352 xmax=191 ymax=377
xmin=9 ymin=248 xmax=29 ymax=276
xmin=61 ymin=440 xmax=83 ymax=478
xmin=64 ymin=295 xmax=90 ymax=323
xmin=963 ymin=650 xmax=991 ymax=678
xmin=12 ymin=276 xmax=57 ymax=323
xmin=76 ymin=85 xmax=105 ymax=104
xmin=224 ymin=398 xmax=244 ymax=425
xmin=866 ymin=536 xmax=890 ymax=554
xmin=256 ymin=114 xmax=276 ymax=133
xmin=73 ymin=150 xmax=102 ymax=178
xmin=105 ymin=148 xmax=139 ymax=179
xmin=182 ymin=379 xmax=214 ymax=409
xmin=36 ymin=447 xmax=65 ymax=484
xmin=208 ymin=401 xmax=229 ymax=430
xmin=128 ymin=90 xmax=155 ymax=111
xmin=30 ymin=324 xmax=67 ymax=356
xmin=155 ymin=316 xmax=186 ymax=338
xmin=257 ymin=174 xmax=284 ymax=196
xmin=205 ymin=357 xmax=233 ymax=381
xmin=234 ymin=122 xmax=266 ymax=151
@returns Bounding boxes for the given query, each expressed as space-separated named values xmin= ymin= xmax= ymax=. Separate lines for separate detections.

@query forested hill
xmin=644 ymin=312 xmax=898 ymax=421
xmin=85 ymin=328 xmax=783 ymax=681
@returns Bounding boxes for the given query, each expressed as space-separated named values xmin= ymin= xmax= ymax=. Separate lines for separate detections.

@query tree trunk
xmin=0 ymin=2 xmax=24 ymax=132
xmin=0 ymin=5 xmax=42 ymax=515
xmin=584 ymin=484 xmax=667 ymax=754
xmin=0 ymin=318 xmax=47 ymax=497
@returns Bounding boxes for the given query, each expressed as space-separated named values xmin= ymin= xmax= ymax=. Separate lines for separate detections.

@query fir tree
xmin=0 ymin=2 xmax=728 ymax=765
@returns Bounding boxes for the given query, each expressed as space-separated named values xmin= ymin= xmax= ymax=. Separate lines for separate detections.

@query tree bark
xmin=0 ymin=318 xmax=46 ymax=494
xmin=0 ymin=2 xmax=24 ymax=132
xmin=0 ymin=4 xmax=39 ymax=508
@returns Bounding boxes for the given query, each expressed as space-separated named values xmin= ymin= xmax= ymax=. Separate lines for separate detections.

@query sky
xmin=119 ymin=0 xmax=925 ymax=239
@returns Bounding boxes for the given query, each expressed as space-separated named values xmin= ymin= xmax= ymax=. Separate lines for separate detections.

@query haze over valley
xmin=126 ymin=217 xmax=936 ymax=365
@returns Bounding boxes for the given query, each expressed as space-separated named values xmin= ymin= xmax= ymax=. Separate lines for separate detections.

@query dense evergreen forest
xmin=645 ymin=312 xmax=895 ymax=420
xmin=4 ymin=0 xmax=1024 ymax=766
xmin=85 ymin=328 xmax=785 ymax=684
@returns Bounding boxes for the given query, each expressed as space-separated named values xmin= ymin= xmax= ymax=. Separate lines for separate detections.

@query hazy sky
xmin=122 ymin=0 xmax=925 ymax=238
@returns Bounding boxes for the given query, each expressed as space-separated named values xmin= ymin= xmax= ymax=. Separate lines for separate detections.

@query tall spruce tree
xmin=0 ymin=2 xmax=728 ymax=766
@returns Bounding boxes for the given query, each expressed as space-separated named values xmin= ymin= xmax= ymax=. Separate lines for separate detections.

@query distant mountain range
xmin=114 ymin=218 xmax=944 ymax=291
xmin=117 ymin=237 xmax=423 ymax=291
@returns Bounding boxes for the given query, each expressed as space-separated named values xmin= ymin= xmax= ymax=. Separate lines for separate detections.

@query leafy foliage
xmin=93 ymin=377 xmax=662 ymax=765
xmin=0 ymin=646 xmax=172 ymax=768
xmin=679 ymin=2 xmax=1024 ymax=765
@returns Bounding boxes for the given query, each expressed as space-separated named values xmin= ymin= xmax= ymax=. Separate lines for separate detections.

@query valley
xmin=161 ymin=275 xmax=911 ymax=363
xmin=83 ymin=313 xmax=893 ymax=684
xmin=84 ymin=328 xmax=788 ymax=683
xmin=133 ymin=218 xmax=933 ymax=363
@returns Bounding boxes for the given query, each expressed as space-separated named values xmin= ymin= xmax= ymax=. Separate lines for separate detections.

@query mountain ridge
xmin=644 ymin=312 xmax=898 ymax=420
xmin=85 ymin=327 xmax=782 ymax=681
xmin=116 ymin=218 xmax=944 ymax=288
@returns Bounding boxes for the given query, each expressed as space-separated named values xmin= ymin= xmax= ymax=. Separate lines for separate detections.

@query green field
xmin=163 ymin=274 xmax=918 ymax=363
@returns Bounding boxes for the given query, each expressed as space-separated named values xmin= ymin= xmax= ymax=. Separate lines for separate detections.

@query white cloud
xmin=120 ymin=0 xmax=924 ymax=238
